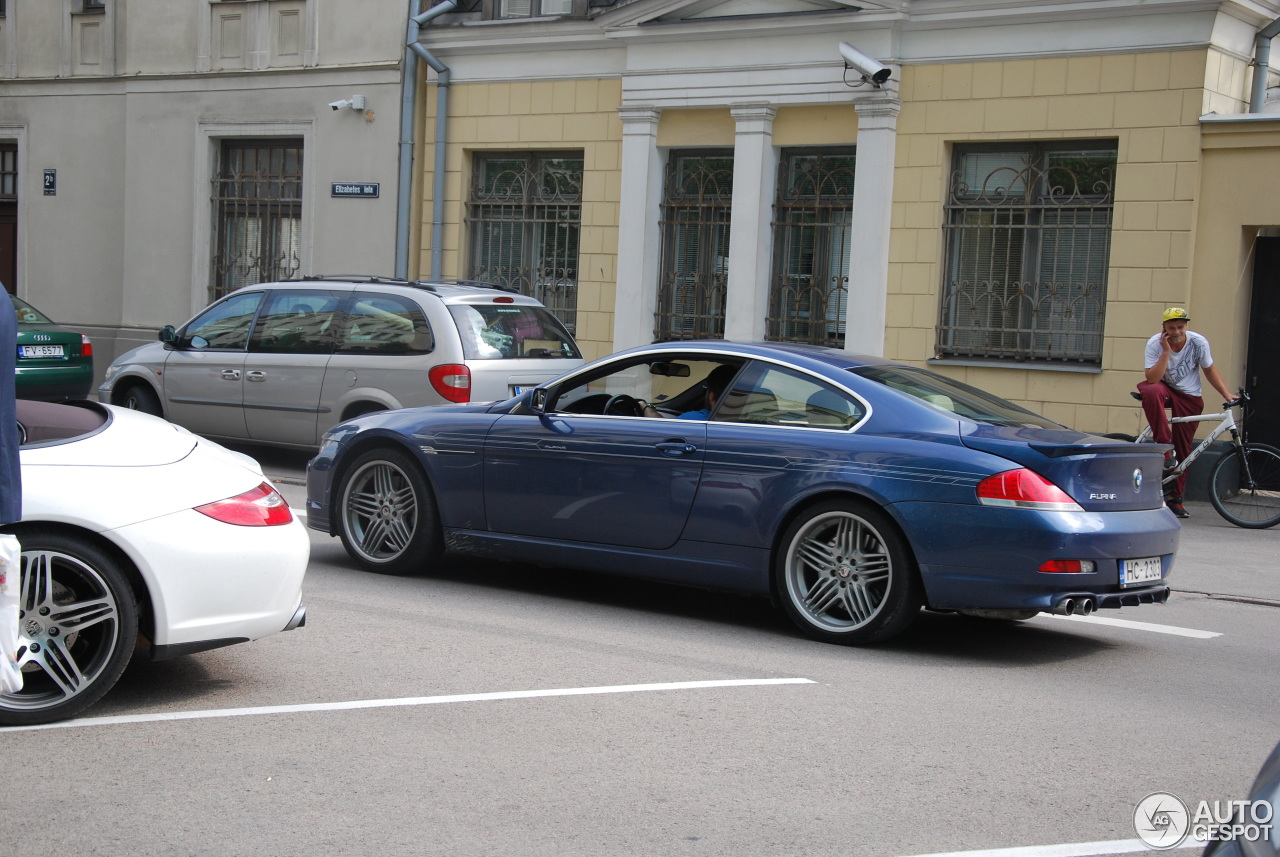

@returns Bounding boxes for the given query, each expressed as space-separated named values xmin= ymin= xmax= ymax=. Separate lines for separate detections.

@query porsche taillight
xmin=429 ymin=363 xmax=471 ymax=403
xmin=195 ymin=482 xmax=294 ymax=527
xmin=976 ymin=469 xmax=1082 ymax=512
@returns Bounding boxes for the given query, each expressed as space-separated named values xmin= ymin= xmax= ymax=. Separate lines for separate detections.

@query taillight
xmin=429 ymin=363 xmax=471 ymax=403
xmin=195 ymin=482 xmax=294 ymax=527
xmin=493 ymin=296 xmax=515 ymax=303
xmin=1039 ymin=559 xmax=1097 ymax=574
xmin=976 ymin=469 xmax=1082 ymax=512
xmin=81 ymin=335 xmax=93 ymax=357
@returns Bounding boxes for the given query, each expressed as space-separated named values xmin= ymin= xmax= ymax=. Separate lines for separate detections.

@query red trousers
xmin=1137 ymin=380 xmax=1203 ymax=499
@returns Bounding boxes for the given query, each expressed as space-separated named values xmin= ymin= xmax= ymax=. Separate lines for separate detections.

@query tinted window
xmin=183 ymin=292 xmax=264 ymax=350
xmin=448 ymin=304 xmax=580 ymax=361
xmin=251 ymin=290 xmax=341 ymax=354
xmin=337 ymin=293 xmax=433 ymax=354
xmin=719 ymin=362 xmax=865 ymax=429
xmin=853 ymin=364 xmax=1062 ymax=428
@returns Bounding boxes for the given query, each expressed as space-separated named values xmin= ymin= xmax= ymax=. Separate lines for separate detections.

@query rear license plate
xmin=19 ymin=345 xmax=65 ymax=358
xmin=1121 ymin=556 xmax=1162 ymax=587
xmin=511 ymin=386 xmax=528 ymax=395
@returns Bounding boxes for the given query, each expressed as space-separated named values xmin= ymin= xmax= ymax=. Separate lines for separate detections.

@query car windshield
xmin=448 ymin=304 xmax=581 ymax=361
xmin=11 ymin=296 xmax=53 ymax=325
xmin=851 ymin=365 xmax=1063 ymax=429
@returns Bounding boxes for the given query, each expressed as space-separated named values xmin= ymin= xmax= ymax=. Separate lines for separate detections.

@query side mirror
xmin=158 ymin=325 xmax=177 ymax=345
xmin=529 ymin=387 xmax=549 ymax=415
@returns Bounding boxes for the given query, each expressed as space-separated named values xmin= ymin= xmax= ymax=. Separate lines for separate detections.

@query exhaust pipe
xmin=1077 ymin=598 xmax=1095 ymax=616
xmin=1055 ymin=597 xmax=1077 ymax=615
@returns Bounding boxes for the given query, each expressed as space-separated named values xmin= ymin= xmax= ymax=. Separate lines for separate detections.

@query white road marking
xmin=290 ymin=507 xmax=306 ymax=518
xmin=1039 ymin=613 xmax=1221 ymax=639
xmin=0 ymin=677 xmax=816 ymax=733
xmin=897 ymin=836 xmax=1205 ymax=857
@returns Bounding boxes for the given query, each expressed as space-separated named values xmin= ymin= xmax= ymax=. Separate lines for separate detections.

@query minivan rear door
xmin=243 ymin=289 xmax=341 ymax=447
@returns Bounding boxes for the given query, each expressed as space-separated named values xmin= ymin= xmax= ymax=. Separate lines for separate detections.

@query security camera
xmin=838 ymin=42 xmax=891 ymax=87
xmin=330 ymin=99 xmax=351 ymax=111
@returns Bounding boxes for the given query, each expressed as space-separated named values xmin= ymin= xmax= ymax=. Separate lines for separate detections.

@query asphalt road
xmin=1 ymin=445 xmax=1276 ymax=857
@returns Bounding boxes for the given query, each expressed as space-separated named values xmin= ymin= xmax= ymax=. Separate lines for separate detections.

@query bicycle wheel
xmin=1208 ymin=443 xmax=1280 ymax=529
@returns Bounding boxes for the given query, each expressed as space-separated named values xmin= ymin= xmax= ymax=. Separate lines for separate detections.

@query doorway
xmin=1 ymin=143 xmax=16 ymax=294
xmin=1246 ymin=236 xmax=1280 ymax=447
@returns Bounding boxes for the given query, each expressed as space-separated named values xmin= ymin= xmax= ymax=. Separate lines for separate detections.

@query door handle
xmin=246 ymin=370 xmax=266 ymax=382
xmin=220 ymin=369 xmax=241 ymax=381
xmin=655 ymin=440 xmax=697 ymax=456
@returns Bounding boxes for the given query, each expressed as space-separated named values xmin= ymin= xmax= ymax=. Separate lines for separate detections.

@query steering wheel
xmin=603 ymin=394 xmax=644 ymax=416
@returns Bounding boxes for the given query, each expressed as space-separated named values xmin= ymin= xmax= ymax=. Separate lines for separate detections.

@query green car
xmin=11 ymin=294 xmax=94 ymax=401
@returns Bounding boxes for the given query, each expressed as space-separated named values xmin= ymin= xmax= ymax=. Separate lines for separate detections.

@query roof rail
xmin=296 ymin=274 xmax=521 ymax=295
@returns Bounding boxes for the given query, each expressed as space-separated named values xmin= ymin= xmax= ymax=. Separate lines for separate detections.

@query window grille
xmin=937 ymin=142 xmax=1116 ymax=365
xmin=467 ymin=152 xmax=582 ymax=333
xmin=655 ymin=152 xmax=733 ymax=342
xmin=497 ymin=0 xmax=574 ymax=17
xmin=211 ymin=139 xmax=303 ymax=302
xmin=767 ymin=149 xmax=855 ymax=347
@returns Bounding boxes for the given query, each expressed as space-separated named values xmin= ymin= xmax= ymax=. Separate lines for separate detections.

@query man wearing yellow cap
xmin=1138 ymin=307 xmax=1238 ymax=518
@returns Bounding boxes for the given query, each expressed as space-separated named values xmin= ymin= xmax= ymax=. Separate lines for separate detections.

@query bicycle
xmin=1112 ymin=390 xmax=1280 ymax=529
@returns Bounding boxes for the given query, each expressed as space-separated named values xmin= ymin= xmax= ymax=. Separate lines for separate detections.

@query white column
xmin=613 ymin=106 xmax=664 ymax=352
xmin=725 ymin=104 xmax=777 ymax=343
xmin=846 ymin=97 xmax=901 ymax=357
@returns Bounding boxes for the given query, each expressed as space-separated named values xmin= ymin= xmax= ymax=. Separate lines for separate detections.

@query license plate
xmin=1121 ymin=556 xmax=1162 ymax=587
xmin=512 ymin=386 xmax=528 ymax=395
xmin=19 ymin=344 xmax=64 ymax=358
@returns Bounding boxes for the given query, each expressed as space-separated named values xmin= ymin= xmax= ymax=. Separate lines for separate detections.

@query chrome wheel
xmin=338 ymin=448 xmax=441 ymax=574
xmin=0 ymin=534 xmax=138 ymax=726
xmin=776 ymin=501 xmax=921 ymax=644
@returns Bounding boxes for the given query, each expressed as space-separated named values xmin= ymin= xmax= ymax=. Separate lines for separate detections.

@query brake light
xmin=1039 ymin=559 xmax=1097 ymax=574
xmin=81 ymin=335 xmax=93 ymax=357
xmin=493 ymin=296 xmax=515 ymax=303
xmin=195 ymin=482 xmax=294 ymax=527
xmin=976 ymin=469 xmax=1082 ymax=511
xmin=429 ymin=363 xmax=471 ymax=403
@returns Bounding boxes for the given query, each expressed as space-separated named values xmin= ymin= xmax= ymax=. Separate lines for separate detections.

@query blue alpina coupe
xmin=306 ymin=341 xmax=1179 ymax=645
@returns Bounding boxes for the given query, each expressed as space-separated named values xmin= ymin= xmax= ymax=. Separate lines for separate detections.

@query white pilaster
xmin=613 ymin=106 xmax=664 ymax=352
xmin=845 ymin=96 xmax=900 ymax=357
xmin=725 ymin=104 xmax=777 ymax=343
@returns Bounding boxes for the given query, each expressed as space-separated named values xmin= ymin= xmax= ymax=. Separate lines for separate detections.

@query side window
xmin=717 ymin=362 xmax=865 ymax=429
xmin=251 ymin=290 xmax=340 ymax=354
xmin=182 ymin=292 xmax=264 ymax=351
xmin=337 ymin=293 xmax=434 ymax=354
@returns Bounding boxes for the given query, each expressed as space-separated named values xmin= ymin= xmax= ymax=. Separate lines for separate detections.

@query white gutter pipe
xmin=1249 ymin=15 xmax=1280 ymax=113
xmin=396 ymin=0 xmax=457 ymax=279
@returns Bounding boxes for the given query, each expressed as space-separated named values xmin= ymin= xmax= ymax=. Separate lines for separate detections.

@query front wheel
xmin=117 ymin=383 xmax=162 ymax=417
xmin=336 ymin=447 xmax=443 ymax=574
xmin=0 ymin=532 xmax=139 ymax=726
xmin=775 ymin=500 xmax=922 ymax=645
xmin=1208 ymin=443 xmax=1280 ymax=529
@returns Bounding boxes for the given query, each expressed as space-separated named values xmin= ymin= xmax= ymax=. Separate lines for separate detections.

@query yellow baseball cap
xmin=1162 ymin=307 xmax=1190 ymax=323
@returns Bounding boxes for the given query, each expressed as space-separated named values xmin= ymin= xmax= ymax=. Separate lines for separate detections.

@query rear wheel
xmin=1208 ymin=443 xmax=1280 ymax=529
xmin=775 ymin=500 xmax=922 ymax=645
xmin=118 ymin=383 xmax=161 ymax=417
xmin=0 ymin=532 xmax=138 ymax=726
xmin=336 ymin=447 xmax=443 ymax=574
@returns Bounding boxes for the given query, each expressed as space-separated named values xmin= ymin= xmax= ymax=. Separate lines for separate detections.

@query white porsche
xmin=1 ymin=399 xmax=308 ymax=726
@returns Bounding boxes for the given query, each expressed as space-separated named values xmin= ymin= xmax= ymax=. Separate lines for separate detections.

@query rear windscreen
xmin=852 ymin=364 xmax=1063 ymax=429
xmin=449 ymin=304 xmax=581 ymax=361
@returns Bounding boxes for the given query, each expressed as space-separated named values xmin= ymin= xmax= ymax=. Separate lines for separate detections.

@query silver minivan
xmin=99 ymin=277 xmax=583 ymax=448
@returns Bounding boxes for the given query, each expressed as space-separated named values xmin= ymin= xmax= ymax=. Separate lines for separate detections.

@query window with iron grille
xmin=492 ymin=0 xmax=577 ymax=18
xmin=467 ymin=152 xmax=582 ymax=333
xmin=81 ymin=0 xmax=105 ymax=12
xmin=767 ymin=148 xmax=855 ymax=347
xmin=210 ymin=139 xmax=303 ymax=302
xmin=937 ymin=141 xmax=1116 ymax=366
xmin=655 ymin=151 xmax=734 ymax=342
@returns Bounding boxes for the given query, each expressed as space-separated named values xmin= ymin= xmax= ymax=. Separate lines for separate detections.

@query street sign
xmin=43 ymin=169 xmax=56 ymax=196
xmin=331 ymin=182 xmax=379 ymax=198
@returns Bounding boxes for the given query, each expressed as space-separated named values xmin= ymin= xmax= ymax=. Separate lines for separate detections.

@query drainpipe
xmin=396 ymin=0 xmax=457 ymax=280
xmin=1249 ymin=15 xmax=1280 ymax=113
